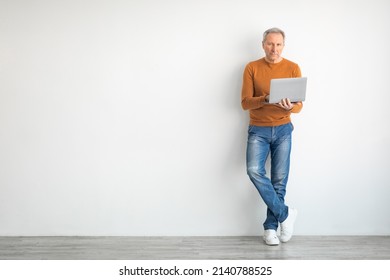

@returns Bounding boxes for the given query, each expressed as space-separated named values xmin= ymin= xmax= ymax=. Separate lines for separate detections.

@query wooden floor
xmin=0 ymin=236 xmax=389 ymax=260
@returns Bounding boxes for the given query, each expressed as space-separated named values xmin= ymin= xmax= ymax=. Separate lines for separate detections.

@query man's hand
xmin=278 ymin=98 xmax=294 ymax=110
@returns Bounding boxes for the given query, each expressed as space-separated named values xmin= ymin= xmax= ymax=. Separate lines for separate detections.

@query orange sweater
xmin=241 ymin=58 xmax=303 ymax=126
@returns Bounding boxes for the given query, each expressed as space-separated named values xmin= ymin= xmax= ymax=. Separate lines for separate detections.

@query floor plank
xmin=0 ymin=236 xmax=389 ymax=260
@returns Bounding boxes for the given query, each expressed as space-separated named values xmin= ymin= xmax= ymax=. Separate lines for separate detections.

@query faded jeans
xmin=246 ymin=123 xmax=293 ymax=230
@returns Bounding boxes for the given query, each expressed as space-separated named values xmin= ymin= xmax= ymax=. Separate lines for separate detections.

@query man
xmin=241 ymin=27 xmax=302 ymax=246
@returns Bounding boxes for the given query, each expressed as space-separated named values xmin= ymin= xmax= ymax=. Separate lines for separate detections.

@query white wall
xmin=1 ymin=0 xmax=389 ymax=236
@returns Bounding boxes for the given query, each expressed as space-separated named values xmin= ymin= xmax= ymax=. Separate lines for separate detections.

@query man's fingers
xmin=278 ymin=98 xmax=293 ymax=110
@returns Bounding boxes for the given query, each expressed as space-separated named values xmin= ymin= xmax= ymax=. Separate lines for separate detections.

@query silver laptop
xmin=269 ymin=77 xmax=307 ymax=103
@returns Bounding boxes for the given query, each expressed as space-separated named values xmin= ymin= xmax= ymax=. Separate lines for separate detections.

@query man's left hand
xmin=278 ymin=98 xmax=294 ymax=110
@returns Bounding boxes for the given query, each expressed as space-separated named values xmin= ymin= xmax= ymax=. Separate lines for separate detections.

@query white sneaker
xmin=263 ymin=229 xmax=280 ymax=246
xmin=280 ymin=208 xmax=298 ymax=243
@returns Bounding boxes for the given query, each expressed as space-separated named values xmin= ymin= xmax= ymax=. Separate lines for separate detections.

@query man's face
xmin=262 ymin=33 xmax=284 ymax=63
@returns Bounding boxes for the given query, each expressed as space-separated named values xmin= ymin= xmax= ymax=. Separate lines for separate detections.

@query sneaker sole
xmin=263 ymin=237 xmax=280 ymax=246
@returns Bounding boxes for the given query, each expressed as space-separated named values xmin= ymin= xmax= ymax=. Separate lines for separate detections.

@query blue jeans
xmin=246 ymin=123 xmax=293 ymax=231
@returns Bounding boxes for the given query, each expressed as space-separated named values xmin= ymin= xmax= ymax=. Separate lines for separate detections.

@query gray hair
xmin=262 ymin=27 xmax=285 ymax=44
